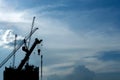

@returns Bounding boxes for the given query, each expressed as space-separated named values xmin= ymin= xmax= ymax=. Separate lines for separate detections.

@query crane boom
xmin=28 ymin=16 xmax=35 ymax=49
xmin=0 ymin=28 xmax=38 ymax=68
xmin=17 ymin=38 xmax=42 ymax=71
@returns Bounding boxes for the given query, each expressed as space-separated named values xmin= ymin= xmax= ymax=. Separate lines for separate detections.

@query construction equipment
xmin=41 ymin=55 xmax=43 ymax=80
xmin=3 ymin=17 xmax=43 ymax=80
xmin=28 ymin=16 xmax=36 ymax=49
xmin=12 ymin=34 xmax=17 ymax=68
xmin=4 ymin=38 xmax=42 ymax=80
xmin=0 ymin=27 xmax=38 ymax=68
xmin=27 ymin=16 xmax=36 ymax=64
xmin=17 ymin=38 xmax=42 ymax=71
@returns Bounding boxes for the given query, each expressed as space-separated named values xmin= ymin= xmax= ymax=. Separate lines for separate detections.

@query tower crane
xmin=0 ymin=27 xmax=38 ymax=68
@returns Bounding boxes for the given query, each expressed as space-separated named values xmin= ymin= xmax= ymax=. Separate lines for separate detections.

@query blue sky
xmin=0 ymin=0 xmax=120 ymax=80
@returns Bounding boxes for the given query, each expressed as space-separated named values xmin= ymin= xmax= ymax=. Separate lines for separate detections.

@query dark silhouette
xmin=4 ymin=38 xmax=42 ymax=80
xmin=17 ymin=38 xmax=42 ymax=71
xmin=1 ymin=17 xmax=43 ymax=80
xmin=4 ymin=64 xmax=39 ymax=80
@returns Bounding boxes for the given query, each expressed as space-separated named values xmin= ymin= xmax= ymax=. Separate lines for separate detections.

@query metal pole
xmin=41 ymin=55 xmax=43 ymax=80
xmin=13 ymin=34 xmax=17 ymax=68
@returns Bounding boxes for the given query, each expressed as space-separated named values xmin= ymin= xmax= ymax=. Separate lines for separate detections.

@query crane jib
xmin=0 ymin=28 xmax=38 ymax=68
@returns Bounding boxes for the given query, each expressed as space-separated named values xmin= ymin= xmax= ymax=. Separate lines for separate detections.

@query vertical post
xmin=13 ymin=34 xmax=17 ymax=68
xmin=41 ymin=55 xmax=43 ymax=80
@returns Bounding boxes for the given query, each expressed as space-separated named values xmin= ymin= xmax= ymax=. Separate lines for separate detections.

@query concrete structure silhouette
xmin=4 ymin=64 xmax=39 ymax=80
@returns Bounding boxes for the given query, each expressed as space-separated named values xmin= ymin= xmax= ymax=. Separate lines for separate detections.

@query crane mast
xmin=12 ymin=34 xmax=17 ymax=68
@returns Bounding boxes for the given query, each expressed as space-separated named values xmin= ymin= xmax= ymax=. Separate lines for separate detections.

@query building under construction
xmin=4 ymin=63 xmax=39 ymax=80
xmin=0 ymin=17 xmax=43 ymax=80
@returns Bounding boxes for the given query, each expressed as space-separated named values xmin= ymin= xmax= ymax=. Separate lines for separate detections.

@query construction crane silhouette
xmin=2 ymin=17 xmax=43 ymax=80
xmin=27 ymin=16 xmax=36 ymax=64
xmin=0 ymin=27 xmax=38 ymax=68
xmin=12 ymin=34 xmax=17 ymax=68
xmin=28 ymin=16 xmax=36 ymax=49
xmin=17 ymin=38 xmax=42 ymax=71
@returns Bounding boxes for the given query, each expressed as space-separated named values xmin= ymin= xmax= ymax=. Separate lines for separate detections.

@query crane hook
xmin=38 ymin=49 xmax=41 ymax=55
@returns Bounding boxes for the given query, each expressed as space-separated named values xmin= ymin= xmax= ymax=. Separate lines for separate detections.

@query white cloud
xmin=0 ymin=12 xmax=25 ymax=22
xmin=0 ymin=29 xmax=23 ymax=49
xmin=0 ymin=0 xmax=29 ymax=23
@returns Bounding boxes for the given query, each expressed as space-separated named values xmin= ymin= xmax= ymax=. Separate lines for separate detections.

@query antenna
xmin=12 ymin=34 xmax=17 ymax=68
